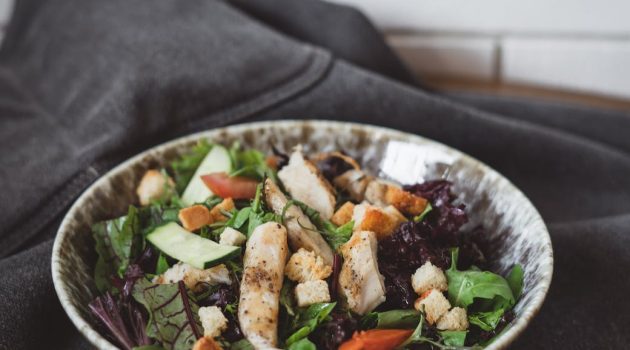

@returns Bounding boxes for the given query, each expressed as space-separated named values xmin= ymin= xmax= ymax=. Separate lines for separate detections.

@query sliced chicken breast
xmin=264 ymin=179 xmax=334 ymax=266
xmin=278 ymin=146 xmax=337 ymax=220
xmin=238 ymin=222 xmax=288 ymax=349
xmin=338 ymin=230 xmax=386 ymax=315
xmin=333 ymin=169 xmax=373 ymax=202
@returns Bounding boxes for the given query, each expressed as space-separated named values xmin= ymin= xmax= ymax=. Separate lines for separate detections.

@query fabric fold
xmin=0 ymin=0 xmax=333 ymax=256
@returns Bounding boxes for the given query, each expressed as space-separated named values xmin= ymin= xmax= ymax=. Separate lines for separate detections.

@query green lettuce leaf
xmin=361 ymin=309 xmax=420 ymax=329
xmin=133 ymin=280 xmax=203 ymax=350
xmin=468 ymin=308 xmax=506 ymax=332
xmin=506 ymin=264 xmax=524 ymax=299
xmin=93 ymin=206 xmax=142 ymax=292
xmin=397 ymin=313 xmax=425 ymax=349
xmin=413 ymin=203 xmax=433 ymax=222
xmin=439 ymin=330 xmax=467 ymax=347
xmin=209 ymin=183 xmax=281 ymax=240
xmin=445 ymin=248 xmax=515 ymax=310
xmin=285 ymin=302 xmax=336 ymax=346
xmin=289 ymin=200 xmax=352 ymax=250
xmin=230 ymin=339 xmax=254 ymax=350
xmin=132 ymin=345 xmax=166 ymax=350
xmin=138 ymin=202 xmax=181 ymax=237
xmin=228 ymin=143 xmax=278 ymax=182
xmin=287 ymin=338 xmax=317 ymax=350
xmin=398 ymin=314 xmax=475 ymax=349
xmin=280 ymin=280 xmax=297 ymax=317
xmin=170 ymin=140 xmax=212 ymax=193
xmin=155 ymin=253 xmax=170 ymax=275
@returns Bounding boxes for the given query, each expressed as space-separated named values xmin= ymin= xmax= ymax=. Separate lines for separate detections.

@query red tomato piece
xmin=201 ymin=172 xmax=258 ymax=199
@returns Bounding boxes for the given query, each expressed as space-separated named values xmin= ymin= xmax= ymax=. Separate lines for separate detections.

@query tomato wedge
xmin=339 ymin=329 xmax=413 ymax=350
xmin=201 ymin=172 xmax=258 ymax=199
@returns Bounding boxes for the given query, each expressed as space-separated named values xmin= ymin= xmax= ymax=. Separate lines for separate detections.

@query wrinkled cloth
xmin=1 ymin=0 xmax=629 ymax=349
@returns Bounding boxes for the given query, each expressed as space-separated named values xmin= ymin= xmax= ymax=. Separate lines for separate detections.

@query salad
xmin=88 ymin=141 xmax=524 ymax=350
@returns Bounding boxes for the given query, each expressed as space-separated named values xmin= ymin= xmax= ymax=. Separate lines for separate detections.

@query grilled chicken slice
xmin=333 ymin=169 xmax=373 ymax=202
xmin=264 ymin=179 xmax=334 ymax=266
xmin=238 ymin=222 xmax=288 ymax=349
xmin=338 ymin=230 xmax=386 ymax=315
xmin=278 ymin=146 xmax=337 ymax=220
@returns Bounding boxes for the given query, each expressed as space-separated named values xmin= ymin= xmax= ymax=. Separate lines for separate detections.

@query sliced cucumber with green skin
xmin=181 ymin=144 xmax=232 ymax=206
xmin=147 ymin=222 xmax=240 ymax=269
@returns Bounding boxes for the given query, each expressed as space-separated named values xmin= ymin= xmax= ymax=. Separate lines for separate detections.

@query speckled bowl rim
xmin=52 ymin=120 xmax=553 ymax=350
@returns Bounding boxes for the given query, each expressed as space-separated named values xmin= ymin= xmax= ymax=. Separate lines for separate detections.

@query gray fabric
xmin=449 ymin=92 xmax=630 ymax=154
xmin=0 ymin=0 xmax=332 ymax=257
xmin=231 ymin=0 xmax=418 ymax=87
xmin=1 ymin=0 xmax=629 ymax=349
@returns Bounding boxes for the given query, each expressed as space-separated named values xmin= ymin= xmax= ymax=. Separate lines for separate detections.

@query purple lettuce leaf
xmin=90 ymin=264 xmax=152 ymax=350
xmin=135 ymin=280 xmax=202 ymax=350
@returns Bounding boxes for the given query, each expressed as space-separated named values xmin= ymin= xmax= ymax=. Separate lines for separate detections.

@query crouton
xmin=265 ymin=155 xmax=280 ymax=170
xmin=295 ymin=280 xmax=331 ymax=307
xmin=198 ymin=306 xmax=229 ymax=338
xmin=193 ymin=337 xmax=223 ymax=350
xmin=136 ymin=170 xmax=175 ymax=206
xmin=155 ymin=262 xmax=231 ymax=292
xmin=414 ymin=289 xmax=451 ymax=325
xmin=178 ymin=205 xmax=212 ymax=231
xmin=383 ymin=205 xmax=407 ymax=226
xmin=278 ymin=146 xmax=337 ymax=220
xmin=365 ymin=180 xmax=428 ymax=216
xmin=333 ymin=170 xmax=373 ymax=202
xmin=411 ymin=261 xmax=448 ymax=295
xmin=331 ymin=201 xmax=355 ymax=226
xmin=352 ymin=202 xmax=402 ymax=240
xmin=285 ymin=248 xmax=333 ymax=283
xmin=385 ymin=186 xmax=428 ymax=216
xmin=436 ymin=307 xmax=469 ymax=331
xmin=209 ymin=198 xmax=235 ymax=222
xmin=219 ymin=227 xmax=247 ymax=246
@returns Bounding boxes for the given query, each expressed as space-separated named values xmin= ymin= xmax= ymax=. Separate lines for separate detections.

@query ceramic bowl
xmin=52 ymin=120 xmax=553 ymax=349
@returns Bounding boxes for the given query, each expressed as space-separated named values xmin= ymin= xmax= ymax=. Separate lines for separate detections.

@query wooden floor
xmin=425 ymin=78 xmax=630 ymax=112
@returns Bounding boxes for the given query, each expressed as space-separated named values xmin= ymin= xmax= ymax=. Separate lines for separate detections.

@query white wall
xmin=331 ymin=0 xmax=630 ymax=99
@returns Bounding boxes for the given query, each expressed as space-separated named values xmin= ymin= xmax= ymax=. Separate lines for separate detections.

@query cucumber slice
xmin=147 ymin=222 xmax=240 ymax=269
xmin=181 ymin=144 xmax=232 ymax=206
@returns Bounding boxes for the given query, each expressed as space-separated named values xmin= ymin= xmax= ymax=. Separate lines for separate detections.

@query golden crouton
xmin=353 ymin=203 xmax=401 ymax=240
xmin=209 ymin=198 xmax=235 ymax=222
xmin=265 ymin=155 xmax=280 ymax=170
xmin=415 ymin=289 xmax=451 ymax=325
xmin=178 ymin=205 xmax=212 ymax=231
xmin=385 ymin=186 xmax=428 ymax=216
xmin=136 ymin=169 xmax=175 ymax=206
xmin=382 ymin=205 xmax=407 ymax=226
xmin=285 ymin=248 xmax=333 ymax=283
xmin=193 ymin=337 xmax=223 ymax=350
xmin=331 ymin=201 xmax=355 ymax=226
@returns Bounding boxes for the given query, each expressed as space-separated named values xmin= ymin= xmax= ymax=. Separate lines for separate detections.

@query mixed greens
xmin=88 ymin=141 xmax=524 ymax=350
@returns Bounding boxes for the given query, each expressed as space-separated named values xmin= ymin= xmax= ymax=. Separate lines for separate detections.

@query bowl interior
xmin=52 ymin=120 xmax=553 ymax=350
